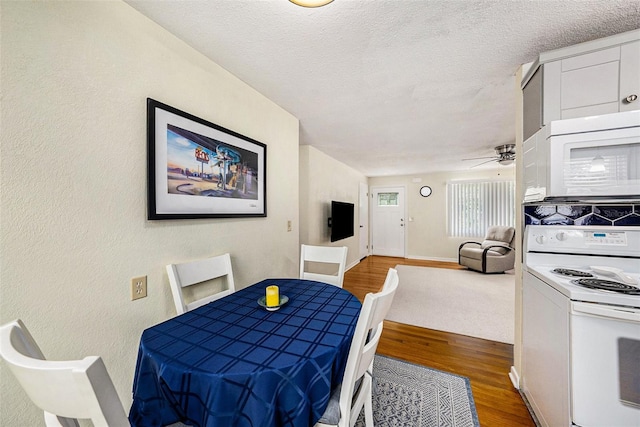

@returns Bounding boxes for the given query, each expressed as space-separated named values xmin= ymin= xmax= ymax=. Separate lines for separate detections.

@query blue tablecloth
xmin=129 ymin=279 xmax=361 ymax=427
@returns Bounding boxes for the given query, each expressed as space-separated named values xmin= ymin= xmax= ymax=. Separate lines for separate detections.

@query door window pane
xmin=378 ymin=192 xmax=398 ymax=206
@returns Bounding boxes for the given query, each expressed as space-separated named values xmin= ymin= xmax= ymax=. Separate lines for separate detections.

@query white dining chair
xmin=166 ymin=252 xmax=235 ymax=315
xmin=0 ymin=319 xmax=128 ymax=427
xmin=300 ymin=244 xmax=348 ymax=288
xmin=315 ymin=268 xmax=399 ymax=427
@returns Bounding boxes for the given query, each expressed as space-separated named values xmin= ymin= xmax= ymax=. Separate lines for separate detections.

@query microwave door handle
xmin=572 ymin=302 xmax=640 ymax=322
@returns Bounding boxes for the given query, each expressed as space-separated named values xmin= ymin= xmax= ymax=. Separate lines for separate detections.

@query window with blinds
xmin=447 ymin=180 xmax=515 ymax=237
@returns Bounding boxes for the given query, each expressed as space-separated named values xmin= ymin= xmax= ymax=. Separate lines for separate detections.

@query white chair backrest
xmin=166 ymin=252 xmax=235 ymax=315
xmin=300 ymin=245 xmax=348 ymax=287
xmin=0 ymin=319 xmax=128 ymax=427
xmin=338 ymin=268 xmax=399 ymax=426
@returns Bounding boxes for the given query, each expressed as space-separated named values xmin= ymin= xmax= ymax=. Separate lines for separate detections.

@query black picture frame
xmin=147 ymin=98 xmax=267 ymax=219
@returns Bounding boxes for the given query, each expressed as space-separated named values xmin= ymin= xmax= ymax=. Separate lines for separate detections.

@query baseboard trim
xmin=406 ymin=255 xmax=458 ymax=263
xmin=346 ymin=260 xmax=360 ymax=271
xmin=509 ymin=365 xmax=520 ymax=389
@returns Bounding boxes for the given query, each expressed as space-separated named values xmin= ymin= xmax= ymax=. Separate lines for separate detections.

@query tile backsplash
xmin=524 ymin=204 xmax=640 ymax=227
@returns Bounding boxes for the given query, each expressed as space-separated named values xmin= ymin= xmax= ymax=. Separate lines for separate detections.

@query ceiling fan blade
xmin=469 ymin=158 xmax=498 ymax=168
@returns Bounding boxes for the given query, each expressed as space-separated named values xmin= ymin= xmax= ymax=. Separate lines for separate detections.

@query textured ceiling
xmin=125 ymin=0 xmax=639 ymax=176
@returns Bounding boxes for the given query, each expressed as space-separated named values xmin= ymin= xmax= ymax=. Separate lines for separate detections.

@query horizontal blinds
xmin=448 ymin=180 xmax=515 ymax=237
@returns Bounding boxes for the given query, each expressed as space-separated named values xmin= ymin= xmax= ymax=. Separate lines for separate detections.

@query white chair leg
xmin=364 ymin=389 xmax=374 ymax=426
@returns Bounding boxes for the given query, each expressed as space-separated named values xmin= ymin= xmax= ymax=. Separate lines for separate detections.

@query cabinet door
xmin=560 ymin=46 xmax=620 ymax=119
xmin=523 ymin=67 xmax=542 ymax=141
xmin=522 ymin=274 xmax=571 ymax=427
xmin=522 ymin=130 xmax=548 ymax=202
xmin=522 ymin=133 xmax=538 ymax=190
xmin=620 ymin=40 xmax=640 ymax=112
xmin=533 ymin=35 xmax=640 ymax=127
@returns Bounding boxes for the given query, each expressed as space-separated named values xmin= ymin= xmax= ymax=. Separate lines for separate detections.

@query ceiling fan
xmin=463 ymin=144 xmax=516 ymax=168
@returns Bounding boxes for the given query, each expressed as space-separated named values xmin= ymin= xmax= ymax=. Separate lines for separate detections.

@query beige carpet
xmin=386 ymin=265 xmax=515 ymax=344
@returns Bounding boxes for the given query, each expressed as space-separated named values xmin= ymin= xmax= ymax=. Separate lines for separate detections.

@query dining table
xmin=129 ymin=278 xmax=362 ymax=427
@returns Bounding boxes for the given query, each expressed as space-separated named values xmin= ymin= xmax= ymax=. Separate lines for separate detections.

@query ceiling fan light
xmin=289 ymin=0 xmax=334 ymax=7
xmin=498 ymin=158 xmax=514 ymax=166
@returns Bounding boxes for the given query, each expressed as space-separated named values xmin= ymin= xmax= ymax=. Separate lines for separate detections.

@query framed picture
xmin=147 ymin=98 xmax=267 ymax=219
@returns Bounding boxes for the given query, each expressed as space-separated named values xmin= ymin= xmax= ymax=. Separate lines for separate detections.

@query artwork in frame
xmin=147 ymin=99 xmax=267 ymax=219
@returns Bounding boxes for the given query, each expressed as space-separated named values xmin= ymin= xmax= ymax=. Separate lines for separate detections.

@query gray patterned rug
xmin=355 ymin=355 xmax=480 ymax=427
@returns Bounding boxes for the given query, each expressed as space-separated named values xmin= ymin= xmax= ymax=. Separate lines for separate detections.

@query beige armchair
xmin=458 ymin=226 xmax=516 ymax=274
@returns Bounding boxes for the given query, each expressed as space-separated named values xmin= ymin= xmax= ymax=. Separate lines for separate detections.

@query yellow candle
xmin=266 ymin=285 xmax=279 ymax=307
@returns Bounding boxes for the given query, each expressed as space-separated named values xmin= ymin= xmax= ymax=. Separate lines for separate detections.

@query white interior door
xmin=359 ymin=182 xmax=369 ymax=259
xmin=371 ymin=187 xmax=405 ymax=257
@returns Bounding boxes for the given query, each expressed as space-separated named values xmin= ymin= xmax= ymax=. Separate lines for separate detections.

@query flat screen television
xmin=330 ymin=201 xmax=355 ymax=242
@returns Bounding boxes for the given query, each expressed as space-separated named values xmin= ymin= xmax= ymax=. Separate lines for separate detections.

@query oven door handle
xmin=572 ymin=302 xmax=640 ymax=322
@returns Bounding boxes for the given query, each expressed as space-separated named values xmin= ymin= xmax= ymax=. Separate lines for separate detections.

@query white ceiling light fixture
xmin=289 ymin=0 xmax=334 ymax=7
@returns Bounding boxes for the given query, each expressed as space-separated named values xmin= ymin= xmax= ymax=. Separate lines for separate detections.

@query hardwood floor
xmin=343 ymin=256 xmax=536 ymax=427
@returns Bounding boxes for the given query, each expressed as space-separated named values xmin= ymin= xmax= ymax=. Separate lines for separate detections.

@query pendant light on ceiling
xmin=289 ymin=0 xmax=334 ymax=7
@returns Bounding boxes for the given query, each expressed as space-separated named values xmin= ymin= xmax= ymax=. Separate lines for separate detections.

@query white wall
xmin=369 ymin=168 xmax=515 ymax=261
xmin=511 ymin=63 xmax=526 ymax=390
xmin=299 ymin=146 xmax=367 ymax=269
xmin=0 ymin=2 xmax=299 ymax=425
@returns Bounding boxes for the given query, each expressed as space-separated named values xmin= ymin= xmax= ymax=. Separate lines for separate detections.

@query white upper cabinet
xmin=619 ymin=41 xmax=640 ymax=112
xmin=549 ymin=41 xmax=639 ymax=120
xmin=522 ymin=30 xmax=640 ymax=140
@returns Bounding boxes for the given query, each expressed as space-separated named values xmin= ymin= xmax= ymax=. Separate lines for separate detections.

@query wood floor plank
xmin=343 ymin=256 xmax=535 ymax=426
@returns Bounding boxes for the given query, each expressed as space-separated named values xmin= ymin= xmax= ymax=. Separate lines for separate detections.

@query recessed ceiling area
xmin=125 ymin=0 xmax=639 ymax=176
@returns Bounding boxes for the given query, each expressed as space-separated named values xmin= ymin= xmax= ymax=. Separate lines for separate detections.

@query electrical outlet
xmin=287 ymin=220 xmax=292 ymax=232
xmin=131 ymin=276 xmax=147 ymax=300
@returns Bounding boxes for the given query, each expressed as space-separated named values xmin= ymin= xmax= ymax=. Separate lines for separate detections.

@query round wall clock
xmin=419 ymin=186 xmax=432 ymax=197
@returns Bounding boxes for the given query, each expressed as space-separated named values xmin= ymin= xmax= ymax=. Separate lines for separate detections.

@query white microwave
xmin=523 ymin=110 xmax=640 ymax=202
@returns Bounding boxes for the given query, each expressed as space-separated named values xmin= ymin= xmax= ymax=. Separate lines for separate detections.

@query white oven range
xmin=522 ymin=225 xmax=640 ymax=427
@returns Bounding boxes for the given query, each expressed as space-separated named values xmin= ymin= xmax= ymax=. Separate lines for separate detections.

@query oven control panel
xmin=526 ymin=225 xmax=640 ymax=257
xmin=584 ymin=231 xmax=628 ymax=246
